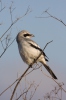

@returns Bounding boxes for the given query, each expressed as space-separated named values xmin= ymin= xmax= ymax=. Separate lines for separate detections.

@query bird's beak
xmin=30 ymin=34 xmax=35 ymax=37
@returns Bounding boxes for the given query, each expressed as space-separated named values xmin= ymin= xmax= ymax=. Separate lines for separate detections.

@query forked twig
xmin=36 ymin=9 xmax=66 ymax=26
xmin=41 ymin=68 xmax=66 ymax=93
xmin=0 ymin=6 xmax=32 ymax=58
xmin=0 ymin=63 xmax=41 ymax=96
xmin=0 ymin=78 xmax=19 ymax=96
xmin=0 ymin=6 xmax=32 ymax=40
xmin=0 ymin=37 xmax=16 ymax=58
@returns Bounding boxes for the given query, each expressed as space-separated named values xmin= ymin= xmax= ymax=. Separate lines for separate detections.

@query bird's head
xmin=16 ymin=30 xmax=34 ymax=43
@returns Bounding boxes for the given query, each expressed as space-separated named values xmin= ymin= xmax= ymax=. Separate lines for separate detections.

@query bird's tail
xmin=41 ymin=61 xmax=57 ymax=79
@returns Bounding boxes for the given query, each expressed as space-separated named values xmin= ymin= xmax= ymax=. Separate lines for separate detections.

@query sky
xmin=0 ymin=0 xmax=66 ymax=100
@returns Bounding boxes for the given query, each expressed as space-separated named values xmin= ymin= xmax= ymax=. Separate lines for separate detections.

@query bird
xmin=16 ymin=30 xmax=57 ymax=79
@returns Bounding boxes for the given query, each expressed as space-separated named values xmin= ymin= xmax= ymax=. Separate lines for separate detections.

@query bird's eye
xmin=24 ymin=33 xmax=31 ymax=37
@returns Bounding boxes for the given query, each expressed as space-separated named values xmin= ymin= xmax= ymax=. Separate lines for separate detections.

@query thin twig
xmin=41 ymin=68 xmax=66 ymax=93
xmin=0 ymin=6 xmax=32 ymax=58
xmin=10 ymin=66 xmax=31 ymax=100
xmin=0 ymin=64 xmax=41 ymax=96
xmin=36 ymin=9 xmax=66 ymax=26
xmin=0 ymin=6 xmax=5 ymax=12
xmin=25 ymin=64 xmax=42 ymax=76
xmin=0 ymin=37 xmax=16 ymax=58
xmin=16 ymin=83 xmax=34 ymax=100
xmin=0 ymin=78 xmax=19 ymax=96
xmin=0 ymin=0 xmax=5 ymax=12
xmin=0 ymin=6 xmax=31 ymax=41
xmin=29 ymin=82 xmax=40 ymax=100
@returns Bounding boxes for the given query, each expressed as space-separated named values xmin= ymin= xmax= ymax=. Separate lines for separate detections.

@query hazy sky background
xmin=0 ymin=0 xmax=66 ymax=100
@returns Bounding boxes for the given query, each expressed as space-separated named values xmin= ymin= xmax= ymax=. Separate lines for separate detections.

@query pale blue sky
xmin=0 ymin=0 xmax=66 ymax=100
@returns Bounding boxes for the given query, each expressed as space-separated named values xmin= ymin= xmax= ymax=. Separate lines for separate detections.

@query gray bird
xmin=16 ymin=30 xmax=57 ymax=79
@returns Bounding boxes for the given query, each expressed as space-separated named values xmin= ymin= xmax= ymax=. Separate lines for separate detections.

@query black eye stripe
xmin=24 ymin=33 xmax=31 ymax=37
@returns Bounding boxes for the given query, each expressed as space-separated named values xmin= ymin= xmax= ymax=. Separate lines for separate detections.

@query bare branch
xmin=10 ymin=40 xmax=53 ymax=100
xmin=45 ymin=10 xmax=66 ymax=26
xmin=0 ymin=0 xmax=5 ymax=12
xmin=44 ymin=40 xmax=53 ymax=50
xmin=9 ymin=1 xmax=16 ymax=24
xmin=44 ymin=82 xmax=64 ymax=100
xmin=0 ymin=6 xmax=32 ymax=41
xmin=29 ymin=82 xmax=40 ymax=100
xmin=0 ymin=19 xmax=18 ymax=40
xmin=0 ymin=78 xmax=19 ymax=96
xmin=0 ymin=64 xmax=41 ymax=96
xmin=36 ymin=9 xmax=66 ymax=26
xmin=16 ymin=81 xmax=41 ymax=100
xmin=0 ymin=37 xmax=16 ymax=58
xmin=0 ymin=6 xmax=5 ymax=12
xmin=0 ymin=47 xmax=7 ymax=58
xmin=16 ymin=83 xmax=33 ymax=100
xmin=0 ymin=5 xmax=32 ymax=58
xmin=25 ymin=63 xmax=42 ymax=77
xmin=10 ymin=66 xmax=31 ymax=100
xmin=41 ymin=68 xmax=66 ymax=93
xmin=0 ymin=40 xmax=53 ymax=98
xmin=1 ymin=40 xmax=4 ymax=49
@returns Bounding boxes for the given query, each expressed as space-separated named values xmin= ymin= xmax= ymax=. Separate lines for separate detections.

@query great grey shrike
xmin=16 ymin=30 xmax=57 ymax=79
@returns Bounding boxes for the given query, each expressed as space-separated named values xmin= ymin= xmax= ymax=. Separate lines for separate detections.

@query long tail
xmin=41 ymin=61 xmax=57 ymax=79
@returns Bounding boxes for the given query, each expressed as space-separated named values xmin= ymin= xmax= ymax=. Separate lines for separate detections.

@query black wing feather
xmin=28 ymin=42 xmax=49 ymax=62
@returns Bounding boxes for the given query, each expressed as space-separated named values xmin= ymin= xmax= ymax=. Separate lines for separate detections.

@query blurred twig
xmin=29 ymin=82 xmax=40 ymax=100
xmin=41 ymin=68 xmax=66 ymax=93
xmin=44 ymin=82 xmax=64 ymax=100
xmin=0 ymin=6 xmax=32 ymax=58
xmin=0 ymin=0 xmax=5 ymax=12
xmin=36 ymin=9 xmax=66 ymax=26
xmin=0 ymin=78 xmax=19 ymax=96
xmin=0 ymin=6 xmax=32 ymax=40
xmin=0 ymin=63 xmax=41 ymax=96
xmin=16 ymin=81 xmax=40 ymax=100
xmin=0 ymin=37 xmax=16 ymax=58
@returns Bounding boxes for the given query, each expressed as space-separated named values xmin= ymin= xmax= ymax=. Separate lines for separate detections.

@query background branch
xmin=36 ymin=9 xmax=66 ymax=26
xmin=0 ymin=6 xmax=32 ymax=58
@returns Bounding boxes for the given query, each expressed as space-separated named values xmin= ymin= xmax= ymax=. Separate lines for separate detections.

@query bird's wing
xmin=27 ymin=39 xmax=49 ymax=61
